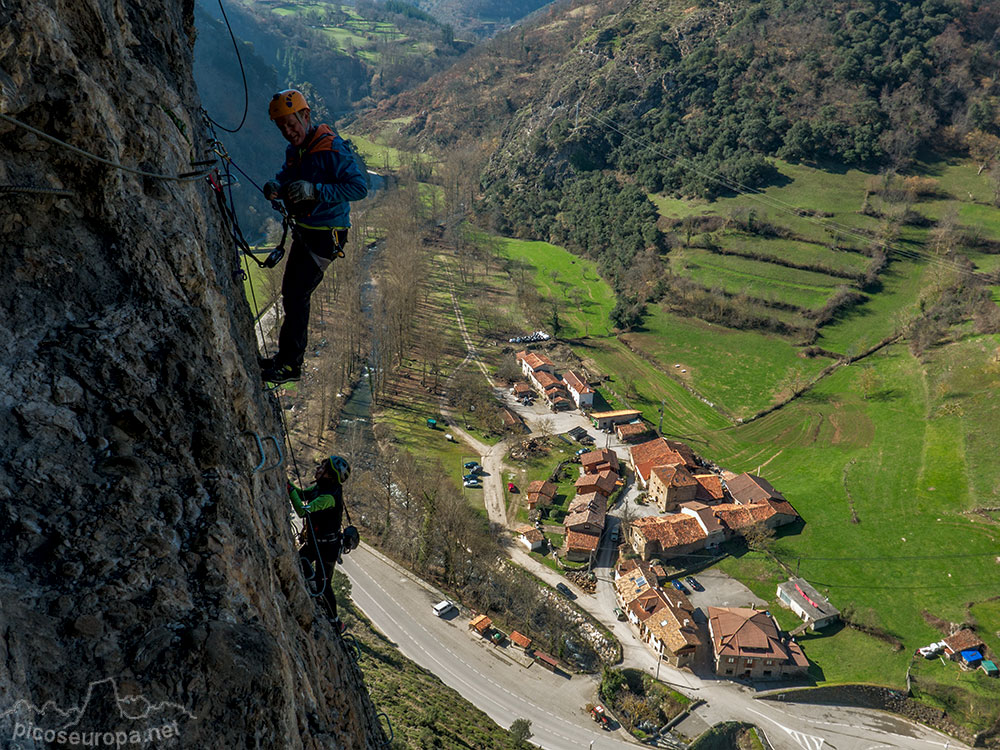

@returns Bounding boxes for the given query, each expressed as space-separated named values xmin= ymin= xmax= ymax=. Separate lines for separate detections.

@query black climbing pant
xmin=276 ymin=226 xmax=347 ymax=368
xmin=300 ymin=537 xmax=341 ymax=620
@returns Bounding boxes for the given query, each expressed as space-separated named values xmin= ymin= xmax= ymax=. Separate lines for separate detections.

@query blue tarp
xmin=960 ymin=649 xmax=983 ymax=663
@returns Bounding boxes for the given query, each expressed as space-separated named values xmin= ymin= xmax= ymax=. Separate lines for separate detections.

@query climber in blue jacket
xmin=260 ymin=89 xmax=368 ymax=384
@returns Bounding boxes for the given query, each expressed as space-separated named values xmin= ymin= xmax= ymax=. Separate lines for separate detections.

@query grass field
xmin=471 ymin=221 xmax=1000 ymax=714
xmin=495 ymin=237 xmax=617 ymax=338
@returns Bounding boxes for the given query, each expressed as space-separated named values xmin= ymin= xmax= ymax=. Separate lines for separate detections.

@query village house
xmin=564 ymin=529 xmax=601 ymax=562
xmin=535 ymin=370 xmax=573 ymax=411
xmin=629 ymin=514 xmax=707 ymax=561
xmin=627 ymin=587 xmax=702 ymax=668
xmin=580 ymin=448 xmax=619 ymax=475
xmin=776 ymin=578 xmax=840 ymax=631
xmin=561 ymin=370 xmax=594 ymax=408
xmin=726 ymin=472 xmax=787 ymax=505
xmin=615 ymin=421 xmax=652 ymax=443
xmin=616 ymin=557 xmax=667 ymax=587
xmin=575 ymin=469 xmax=619 ymax=498
xmin=707 ymin=607 xmax=809 ymax=681
xmin=648 ymin=463 xmax=700 ymax=512
xmin=591 ymin=409 xmax=643 ymax=431
xmin=693 ymin=473 xmax=725 ymax=502
xmin=525 ymin=480 xmax=557 ymax=511
xmin=500 ymin=406 xmax=527 ymax=433
xmin=713 ymin=500 xmax=799 ymax=533
xmin=511 ymin=382 xmax=534 ymax=401
xmin=515 ymin=524 xmax=545 ymax=552
xmin=629 ymin=437 xmax=700 ymax=488
xmin=942 ymin=629 xmax=987 ymax=667
xmin=516 ymin=350 xmax=554 ymax=379
xmin=568 ymin=491 xmax=607 ymax=516
xmin=679 ymin=501 xmax=726 ymax=547
xmin=564 ymin=500 xmax=606 ymax=535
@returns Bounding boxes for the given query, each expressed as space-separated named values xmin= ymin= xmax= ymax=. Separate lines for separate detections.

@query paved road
xmin=345 ymin=543 xmax=967 ymax=750
xmin=341 ymin=545 xmax=641 ymax=750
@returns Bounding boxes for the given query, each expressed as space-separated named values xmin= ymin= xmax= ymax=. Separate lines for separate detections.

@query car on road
xmin=555 ymin=582 xmax=576 ymax=599
xmin=432 ymin=600 xmax=456 ymax=617
xmin=671 ymin=579 xmax=689 ymax=594
xmin=685 ymin=576 xmax=703 ymax=591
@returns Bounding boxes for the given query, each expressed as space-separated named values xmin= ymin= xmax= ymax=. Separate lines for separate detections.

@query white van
xmin=433 ymin=600 xmax=456 ymax=617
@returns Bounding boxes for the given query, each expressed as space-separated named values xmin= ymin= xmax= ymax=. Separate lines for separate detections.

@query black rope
xmin=203 ymin=0 xmax=249 ymax=134
xmin=0 ymin=112 xmax=209 ymax=183
xmin=0 ymin=184 xmax=74 ymax=198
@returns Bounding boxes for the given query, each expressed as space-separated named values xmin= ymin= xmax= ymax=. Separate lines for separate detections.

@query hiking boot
xmin=332 ymin=618 xmax=347 ymax=636
xmin=261 ymin=362 xmax=301 ymax=384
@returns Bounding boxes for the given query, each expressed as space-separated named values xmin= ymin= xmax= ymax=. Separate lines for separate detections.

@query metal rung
xmin=377 ymin=712 xmax=393 ymax=746
xmin=246 ymin=432 xmax=284 ymax=473
xmin=342 ymin=634 xmax=361 ymax=663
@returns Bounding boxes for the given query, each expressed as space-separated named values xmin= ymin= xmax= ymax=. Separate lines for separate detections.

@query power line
xmin=203 ymin=0 xmax=249 ymax=134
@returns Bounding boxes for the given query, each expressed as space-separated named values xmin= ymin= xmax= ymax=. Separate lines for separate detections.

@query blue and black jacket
xmin=274 ymin=124 xmax=368 ymax=229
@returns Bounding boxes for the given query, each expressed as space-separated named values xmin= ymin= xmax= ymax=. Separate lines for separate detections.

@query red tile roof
xmin=536 ymin=370 xmax=561 ymax=388
xmin=470 ymin=614 xmax=492 ymax=633
xmin=564 ymin=506 xmax=606 ymax=531
xmin=516 ymin=350 xmax=554 ymax=370
xmin=568 ymin=492 xmax=606 ymax=515
xmin=713 ymin=502 xmax=780 ymax=530
xmin=575 ymin=470 xmax=619 ymax=496
xmin=632 ymin=515 xmax=707 ymax=548
xmin=726 ymin=473 xmax=786 ymax=504
xmin=630 ymin=438 xmax=699 ymax=483
xmin=615 ymin=422 xmax=650 ymax=439
xmin=581 ymin=448 xmax=619 ymax=473
xmin=516 ymin=525 xmax=545 ymax=544
xmin=562 ymin=370 xmax=593 ymax=394
xmin=565 ymin=530 xmax=600 ymax=552
xmin=693 ymin=473 xmax=725 ymax=501
xmin=943 ymin=628 xmax=985 ymax=654
xmin=708 ymin=607 xmax=808 ymax=668
xmin=510 ymin=631 xmax=532 ymax=649
xmin=651 ymin=463 xmax=699 ymax=489
xmin=513 ymin=382 xmax=534 ymax=395
xmin=526 ymin=480 xmax=557 ymax=499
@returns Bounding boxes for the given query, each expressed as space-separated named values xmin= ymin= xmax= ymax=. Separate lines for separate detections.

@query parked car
xmin=432 ymin=600 xmax=456 ymax=617
xmin=463 ymin=479 xmax=481 ymax=488
xmin=555 ymin=582 xmax=576 ymax=599
xmin=685 ymin=576 xmax=703 ymax=591
xmin=614 ymin=607 xmax=626 ymax=621
xmin=671 ymin=579 xmax=688 ymax=594
xmin=463 ymin=461 xmax=482 ymax=471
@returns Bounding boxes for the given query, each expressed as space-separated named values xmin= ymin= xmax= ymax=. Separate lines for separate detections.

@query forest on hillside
xmin=471 ymin=0 xmax=1000 ymax=315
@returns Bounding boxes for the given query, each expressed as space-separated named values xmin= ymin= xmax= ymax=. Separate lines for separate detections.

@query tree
xmin=966 ymin=130 xmax=1000 ymax=175
xmin=740 ymin=522 xmax=776 ymax=552
xmin=509 ymin=718 xmax=532 ymax=746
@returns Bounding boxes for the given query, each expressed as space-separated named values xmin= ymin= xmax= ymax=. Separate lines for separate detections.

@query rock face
xmin=0 ymin=1 xmax=384 ymax=747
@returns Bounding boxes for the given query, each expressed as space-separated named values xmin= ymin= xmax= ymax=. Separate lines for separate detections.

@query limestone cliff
xmin=0 ymin=1 xmax=385 ymax=747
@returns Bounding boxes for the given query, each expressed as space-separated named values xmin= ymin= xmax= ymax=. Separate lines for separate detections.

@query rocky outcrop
xmin=0 ymin=1 xmax=383 ymax=746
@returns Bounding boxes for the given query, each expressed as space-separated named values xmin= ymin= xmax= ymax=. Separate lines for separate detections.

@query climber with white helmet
xmin=260 ymin=89 xmax=368 ymax=384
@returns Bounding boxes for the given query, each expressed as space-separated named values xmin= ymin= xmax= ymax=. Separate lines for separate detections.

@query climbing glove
xmin=286 ymin=180 xmax=316 ymax=203
xmin=263 ymin=180 xmax=281 ymax=200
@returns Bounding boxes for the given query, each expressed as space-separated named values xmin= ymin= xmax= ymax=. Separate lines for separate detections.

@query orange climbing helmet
xmin=269 ymin=89 xmax=309 ymax=120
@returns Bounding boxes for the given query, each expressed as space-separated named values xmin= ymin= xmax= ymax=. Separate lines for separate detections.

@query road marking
xmin=746 ymin=708 xmax=824 ymax=750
